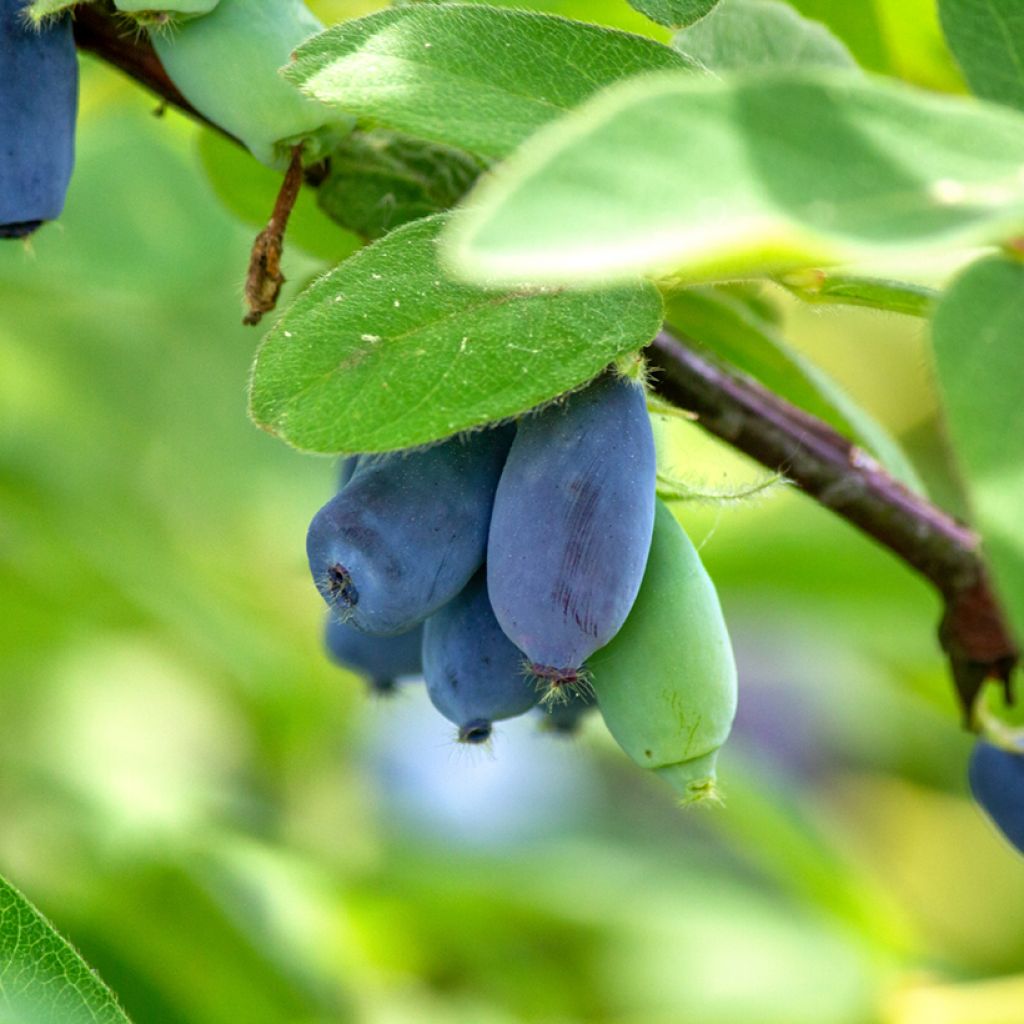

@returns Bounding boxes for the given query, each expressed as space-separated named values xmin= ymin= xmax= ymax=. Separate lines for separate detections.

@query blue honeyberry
xmin=969 ymin=740 xmax=1024 ymax=855
xmin=324 ymin=615 xmax=422 ymax=695
xmin=307 ymin=425 xmax=514 ymax=636
xmin=487 ymin=372 xmax=656 ymax=693
xmin=1 ymin=1 xmax=78 ymax=238
xmin=422 ymin=570 xmax=538 ymax=743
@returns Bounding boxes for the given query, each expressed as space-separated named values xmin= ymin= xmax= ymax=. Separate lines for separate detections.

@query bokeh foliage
xmin=0 ymin=3 xmax=1021 ymax=1023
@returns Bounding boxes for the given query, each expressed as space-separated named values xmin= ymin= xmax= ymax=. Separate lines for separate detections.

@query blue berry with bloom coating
xmin=423 ymin=570 xmax=537 ymax=743
xmin=325 ymin=615 xmax=422 ymax=695
xmin=969 ymin=740 xmax=1024 ymax=855
xmin=1 ymin=1 xmax=78 ymax=238
xmin=307 ymin=426 xmax=513 ymax=636
xmin=487 ymin=372 xmax=655 ymax=692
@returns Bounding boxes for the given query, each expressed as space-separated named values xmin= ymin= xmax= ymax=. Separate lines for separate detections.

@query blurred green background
xmin=1 ymin=3 xmax=1022 ymax=1023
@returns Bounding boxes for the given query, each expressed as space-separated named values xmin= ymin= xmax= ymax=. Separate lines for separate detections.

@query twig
xmin=647 ymin=330 xmax=1018 ymax=716
xmin=243 ymin=144 xmax=304 ymax=326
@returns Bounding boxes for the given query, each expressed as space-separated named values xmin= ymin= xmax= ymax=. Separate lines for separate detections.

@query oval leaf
xmin=249 ymin=214 xmax=663 ymax=453
xmin=0 ymin=873 xmax=133 ymax=1024
xmin=443 ymin=69 xmax=1024 ymax=287
xmin=931 ymin=255 xmax=1024 ymax=647
xmin=629 ymin=0 xmax=718 ymax=29
xmin=317 ymin=129 xmax=482 ymax=241
xmin=939 ymin=0 xmax=1024 ymax=112
xmin=674 ymin=0 xmax=857 ymax=71
xmin=284 ymin=4 xmax=694 ymax=159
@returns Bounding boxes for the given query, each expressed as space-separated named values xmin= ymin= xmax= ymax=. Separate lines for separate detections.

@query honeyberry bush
xmin=4 ymin=0 xmax=1024 ymax=1021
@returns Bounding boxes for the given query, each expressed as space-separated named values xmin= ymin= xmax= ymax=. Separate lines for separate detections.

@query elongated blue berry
xmin=487 ymin=372 xmax=656 ymax=690
xmin=969 ymin=740 xmax=1024 ymax=855
xmin=423 ymin=570 xmax=538 ymax=743
xmin=307 ymin=426 xmax=513 ymax=636
xmin=1 ymin=2 xmax=78 ymax=238
xmin=325 ymin=615 xmax=422 ymax=695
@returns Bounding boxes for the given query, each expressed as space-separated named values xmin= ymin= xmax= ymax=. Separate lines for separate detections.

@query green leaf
xmin=778 ymin=269 xmax=937 ymax=317
xmin=196 ymin=130 xmax=360 ymax=264
xmin=444 ymin=69 xmax=1024 ymax=288
xmin=674 ymin=0 xmax=857 ymax=71
xmin=787 ymin=0 xmax=963 ymax=90
xmin=317 ymin=129 xmax=483 ymax=241
xmin=931 ymin=255 xmax=1024 ymax=647
xmin=284 ymin=4 xmax=693 ymax=159
xmin=665 ymin=287 xmax=924 ymax=490
xmin=627 ymin=0 xmax=718 ymax=29
xmin=249 ymin=214 xmax=663 ymax=452
xmin=938 ymin=0 xmax=1024 ymax=112
xmin=0 ymin=874 xmax=132 ymax=1024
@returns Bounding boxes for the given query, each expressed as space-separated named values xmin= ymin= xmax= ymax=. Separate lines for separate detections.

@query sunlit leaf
xmin=444 ymin=70 xmax=1024 ymax=287
xmin=284 ymin=4 xmax=693 ymax=159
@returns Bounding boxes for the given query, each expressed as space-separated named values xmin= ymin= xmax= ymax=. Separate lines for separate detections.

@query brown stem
xmin=647 ymin=330 xmax=1018 ymax=716
xmin=243 ymin=145 xmax=305 ymax=326
xmin=71 ymin=6 xmax=235 ymax=142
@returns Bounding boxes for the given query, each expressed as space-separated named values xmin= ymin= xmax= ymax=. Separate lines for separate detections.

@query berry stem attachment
xmin=243 ymin=143 xmax=304 ymax=326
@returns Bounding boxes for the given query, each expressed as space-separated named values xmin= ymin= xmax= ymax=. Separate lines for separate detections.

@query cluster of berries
xmin=308 ymin=372 xmax=738 ymax=802
xmin=1 ymin=1 xmax=77 ymax=238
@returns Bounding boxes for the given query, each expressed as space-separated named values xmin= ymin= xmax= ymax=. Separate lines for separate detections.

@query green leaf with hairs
xmin=284 ymin=4 xmax=693 ymax=160
xmin=628 ymin=0 xmax=718 ymax=29
xmin=0 ymin=873 xmax=133 ymax=1024
xmin=444 ymin=69 xmax=1024 ymax=288
xmin=939 ymin=0 xmax=1024 ymax=111
xmin=249 ymin=214 xmax=663 ymax=453
xmin=674 ymin=0 xmax=857 ymax=71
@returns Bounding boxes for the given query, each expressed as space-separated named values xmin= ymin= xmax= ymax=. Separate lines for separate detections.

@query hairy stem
xmin=243 ymin=145 xmax=305 ymax=326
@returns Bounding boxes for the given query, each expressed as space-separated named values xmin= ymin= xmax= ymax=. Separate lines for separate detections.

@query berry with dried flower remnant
xmin=588 ymin=501 xmax=737 ymax=804
xmin=487 ymin=372 xmax=656 ymax=696
xmin=306 ymin=425 xmax=514 ymax=637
